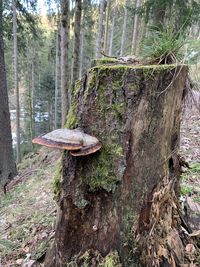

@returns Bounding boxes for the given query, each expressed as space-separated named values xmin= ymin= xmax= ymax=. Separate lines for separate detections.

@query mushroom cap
xmin=70 ymin=142 xmax=102 ymax=156
xmin=32 ymin=129 xmax=101 ymax=155
xmin=32 ymin=134 xmax=82 ymax=150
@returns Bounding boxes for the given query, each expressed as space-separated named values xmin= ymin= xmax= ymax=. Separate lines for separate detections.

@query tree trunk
xmin=60 ymin=0 xmax=70 ymax=127
xmin=108 ymin=4 xmax=116 ymax=56
xmin=131 ymin=0 xmax=141 ymax=55
xmin=0 ymin=0 xmax=16 ymax=190
xmin=13 ymin=0 xmax=21 ymax=163
xmin=96 ymin=0 xmax=106 ymax=58
xmin=31 ymin=55 xmax=35 ymax=138
xmin=103 ymin=0 xmax=111 ymax=54
xmin=120 ymin=0 xmax=128 ymax=56
xmin=45 ymin=63 xmax=188 ymax=267
xmin=55 ymin=29 xmax=60 ymax=129
xmin=71 ymin=0 xmax=82 ymax=85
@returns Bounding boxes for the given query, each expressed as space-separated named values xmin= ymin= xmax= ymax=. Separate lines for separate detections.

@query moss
xmin=87 ymin=144 xmax=125 ymax=192
xmin=102 ymin=251 xmax=122 ymax=267
xmin=91 ymin=57 xmax=119 ymax=68
xmin=66 ymin=250 xmax=122 ymax=267
xmin=65 ymin=103 xmax=79 ymax=129
xmin=91 ymin=63 xmax=185 ymax=72
xmin=73 ymin=80 xmax=82 ymax=95
xmin=52 ymin=158 xmax=62 ymax=202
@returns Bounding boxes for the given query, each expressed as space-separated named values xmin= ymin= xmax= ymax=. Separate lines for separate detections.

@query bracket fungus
xmin=32 ymin=129 xmax=102 ymax=156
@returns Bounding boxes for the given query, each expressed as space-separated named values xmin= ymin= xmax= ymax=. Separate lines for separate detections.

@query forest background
xmin=3 ymin=0 xmax=200 ymax=162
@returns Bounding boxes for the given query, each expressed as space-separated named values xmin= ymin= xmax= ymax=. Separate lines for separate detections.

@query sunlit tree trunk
xmin=13 ymin=0 xmax=21 ymax=163
xmin=71 ymin=0 xmax=82 ymax=85
xmin=60 ymin=0 xmax=70 ymax=127
xmin=0 ymin=0 xmax=16 ymax=190
xmin=96 ymin=0 xmax=106 ymax=58
xmin=120 ymin=0 xmax=128 ymax=56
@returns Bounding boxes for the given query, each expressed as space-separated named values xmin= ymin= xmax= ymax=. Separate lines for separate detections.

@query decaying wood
xmin=44 ymin=63 xmax=195 ymax=267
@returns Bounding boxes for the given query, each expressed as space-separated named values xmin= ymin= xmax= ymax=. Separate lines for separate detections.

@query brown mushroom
xmin=32 ymin=129 xmax=101 ymax=156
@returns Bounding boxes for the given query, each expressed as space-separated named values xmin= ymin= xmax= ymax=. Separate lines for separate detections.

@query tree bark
xmin=60 ymin=0 xmax=70 ymax=127
xmin=45 ymin=63 xmax=188 ymax=267
xmin=13 ymin=0 xmax=21 ymax=163
xmin=71 ymin=0 xmax=82 ymax=85
xmin=96 ymin=0 xmax=106 ymax=58
xmin=120 ymin=0 xmax=128 ymax=56
xmin=0 ymin=0 xmax=16 ymax=190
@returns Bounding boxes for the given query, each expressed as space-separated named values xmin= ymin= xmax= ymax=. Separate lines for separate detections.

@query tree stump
xmin=45 ymin=63 xmax=188 ymax=267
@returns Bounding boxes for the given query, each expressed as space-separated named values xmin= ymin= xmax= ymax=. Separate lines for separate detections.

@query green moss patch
xmin=66 ymin=249 xmax=122 ymax=267
xmin=86 ymin=144 xmax=125 ymax=192
xmin=52 ymin=157 xmax=62 ymax=202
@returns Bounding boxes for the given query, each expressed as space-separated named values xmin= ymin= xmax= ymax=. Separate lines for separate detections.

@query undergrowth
xmin=0 ymin=148 xmax=59 ymax=266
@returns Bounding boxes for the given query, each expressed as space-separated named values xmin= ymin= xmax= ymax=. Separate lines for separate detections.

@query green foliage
xmin=0 ymin=239 xmax=20 ymax=250
xmin=180 ymin=185 xmax=193 ymax=196
xmin=138 ymin=0 xmax=200 ymax=32
xmin=141 ymin=26 xmax=185 ymax=63
xmin=190 ymin=163 xmax=200 ymax=173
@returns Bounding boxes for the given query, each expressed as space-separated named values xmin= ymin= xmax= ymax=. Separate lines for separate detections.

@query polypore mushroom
xmin=32 ymin=129 xmax=101 ymax=156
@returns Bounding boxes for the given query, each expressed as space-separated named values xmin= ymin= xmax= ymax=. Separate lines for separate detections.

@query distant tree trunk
xmin=0 ymin=0 xmax=16 ymax=190
xmin=96 ymin=0 xmax=106 ymax=58
xmin=60 ymin=0 xmax=70 ymax=127
xmin=27 ymin=80 xmax=33 ymax=147
xmin=55 ymin=30 xmax=60 ymax=129
xmin=131 ymin=0 xmax=141 ymax=55
xmin=45 ymin=62 xmax=189 ymax=267
xmin=71 ymin=0 xmax=82 ymax=86
xmin=108 ymin=3 xmax=116 ymax=56
xmin=31 ymin=55 xmax=35 ymax=138
xmin=103 ymin=0 xmax=111 ymax=54
xmin=79 ymin=30 xmax=84 ymax=79
xmin=120 ymin=0 xmax=128 ymax=56
xmin=13 ymin=0 xmax=21 ymax=163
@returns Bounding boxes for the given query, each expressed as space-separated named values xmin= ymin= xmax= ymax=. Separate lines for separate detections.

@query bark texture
xmin=45 ymin=63 xmax=188 ymax=267
xmin=0 ymin=0 xmax=16 ymax=189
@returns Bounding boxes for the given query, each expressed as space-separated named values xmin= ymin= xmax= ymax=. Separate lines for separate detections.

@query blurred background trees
xmin=1 ymin=0 xmax=200 ymax=162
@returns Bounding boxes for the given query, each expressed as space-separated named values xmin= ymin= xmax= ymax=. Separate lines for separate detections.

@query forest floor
xmin=0 ymin=149 xmax=60 ymax=267
xmin=0 ymin=109 xmax=199 ymax=267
